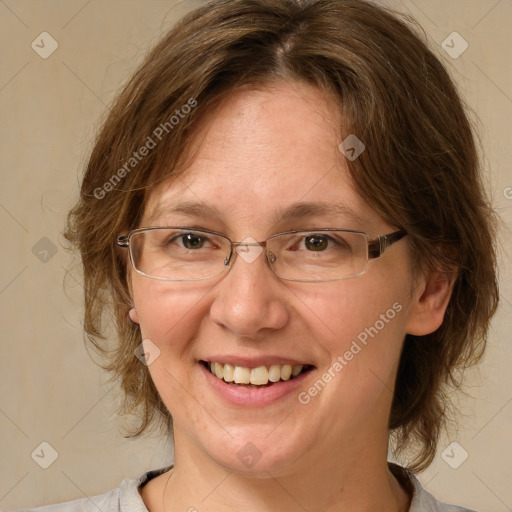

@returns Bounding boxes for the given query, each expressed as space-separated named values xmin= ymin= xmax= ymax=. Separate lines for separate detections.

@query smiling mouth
xmin=201 ymin=361 xmax=313 ymax=387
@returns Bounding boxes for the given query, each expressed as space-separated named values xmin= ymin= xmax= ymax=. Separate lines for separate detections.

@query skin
xmin=129 ymin=81 xmax=454 ymax=511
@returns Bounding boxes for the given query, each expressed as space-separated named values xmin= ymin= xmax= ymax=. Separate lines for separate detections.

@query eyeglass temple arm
xmin=368 ymin=230 xmax=407 ymax=259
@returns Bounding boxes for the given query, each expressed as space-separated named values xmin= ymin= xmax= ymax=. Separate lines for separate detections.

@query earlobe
xmin=405 ymin=271 xmax=456 ymax=336
xmin=129 ymin=307 xmax=140 ymax=324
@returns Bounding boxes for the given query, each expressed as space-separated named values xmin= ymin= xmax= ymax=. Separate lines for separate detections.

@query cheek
xmin=293 ymin=280 xmax=408 ymax=431
xmin=299 ymin=276 xmax=405 ymax=343
xmin=132 ymin=279 xmax=210 ymax=356
xmin=131 ymin=279 xmax=214 ymax=424
xmin=295 ymin=274 xmax=409 ymax=393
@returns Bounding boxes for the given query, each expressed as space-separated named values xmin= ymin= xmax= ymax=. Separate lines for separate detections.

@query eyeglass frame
xmin=117 ymin=226 xmax=407 ymax=283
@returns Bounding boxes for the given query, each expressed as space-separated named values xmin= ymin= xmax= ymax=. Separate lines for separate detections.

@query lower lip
xmin=199 ymin=362 xmax=314 ymax=407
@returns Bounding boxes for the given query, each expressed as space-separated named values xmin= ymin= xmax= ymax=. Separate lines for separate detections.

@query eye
xmin=286 ymin=232 xmax=351 ymax=254
xmin=302 ymin=234 xmax=330 ymax=251
xmin=175 ymin=232 xmax=208 ymax=250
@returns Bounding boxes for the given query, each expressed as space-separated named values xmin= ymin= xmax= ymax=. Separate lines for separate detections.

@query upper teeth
xmin=208 ymin=362 xmax=305 ymax=386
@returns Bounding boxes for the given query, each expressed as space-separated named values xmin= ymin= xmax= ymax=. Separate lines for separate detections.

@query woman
xmin=23 ymin=0 xmax=499 ymax=510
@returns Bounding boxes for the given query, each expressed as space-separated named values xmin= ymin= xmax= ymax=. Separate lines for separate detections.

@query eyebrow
xmin=271 ymin=201 xmax=368 ymax=227
xmin=147 ymin=201 xmax=222 ymax=224
xmin=147 ymin=200 xmax=368 ymax=228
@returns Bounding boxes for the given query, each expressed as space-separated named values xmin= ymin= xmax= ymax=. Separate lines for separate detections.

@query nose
xmin=209 ymin=245 xmax=290 ymax=338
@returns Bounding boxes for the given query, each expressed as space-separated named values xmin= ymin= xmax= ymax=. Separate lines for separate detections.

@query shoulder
xmin=12 ymin=466 xmax=173 ymax=512
xmin=13 ymin=487 xmax=120 ymax=512
xmin=402 ymin=467 xmax=477 ymax=512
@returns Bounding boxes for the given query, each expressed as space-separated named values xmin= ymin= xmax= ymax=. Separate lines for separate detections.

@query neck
xmin=160 ymin=430 xmax=411 ymax=512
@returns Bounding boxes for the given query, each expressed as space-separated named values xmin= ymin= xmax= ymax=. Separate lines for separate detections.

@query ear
xmin=405 ymin=269 xmax=457 ymax=336
xmin=129 ymin=307 xmax=140 ymax=324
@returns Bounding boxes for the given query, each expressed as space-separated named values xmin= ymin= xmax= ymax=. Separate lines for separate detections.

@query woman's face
xmin=129 ymin=81 xmax=422 ymax=476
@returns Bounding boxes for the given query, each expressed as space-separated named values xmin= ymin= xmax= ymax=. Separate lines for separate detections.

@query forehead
xmin=144 ymin=82 xmax=382 ymax=233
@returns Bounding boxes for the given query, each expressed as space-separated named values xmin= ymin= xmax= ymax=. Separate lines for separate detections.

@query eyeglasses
xmin=117 ymin=227 xmax=407 ymax=283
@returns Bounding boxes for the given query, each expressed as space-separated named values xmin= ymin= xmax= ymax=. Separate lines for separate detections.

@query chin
xmin=196 ymin=423 xmax=313 ymax=478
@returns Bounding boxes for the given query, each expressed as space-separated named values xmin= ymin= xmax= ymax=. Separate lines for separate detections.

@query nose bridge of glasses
xmin=224 ymin=239 xmax=272 ymax=267
xmin=231 ymin=240 xmax=267 ymax=247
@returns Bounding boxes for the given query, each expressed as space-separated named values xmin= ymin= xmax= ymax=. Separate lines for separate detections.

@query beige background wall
xmin=0 ymin=0 xmax=510 ymax=510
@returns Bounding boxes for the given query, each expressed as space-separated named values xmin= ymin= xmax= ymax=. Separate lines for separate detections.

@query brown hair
xmin=65 ymin=0 xmax=499 ymax=471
